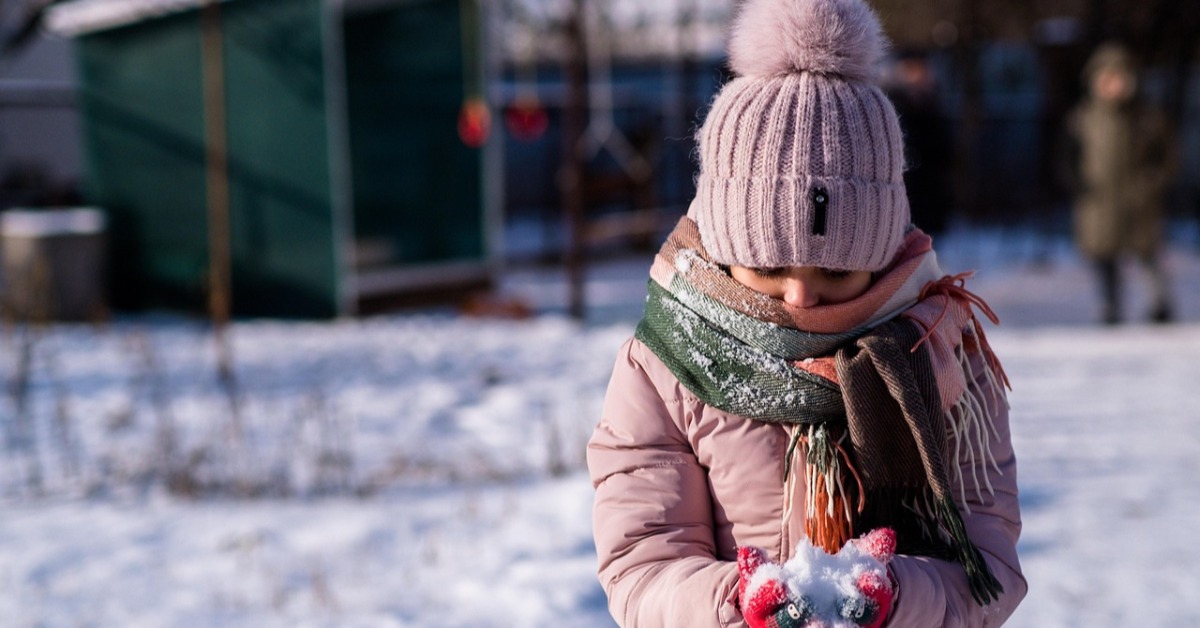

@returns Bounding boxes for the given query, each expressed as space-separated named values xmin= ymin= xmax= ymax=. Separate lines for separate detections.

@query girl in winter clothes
xmin=586 ymin=0 xmax=1027 ymax=626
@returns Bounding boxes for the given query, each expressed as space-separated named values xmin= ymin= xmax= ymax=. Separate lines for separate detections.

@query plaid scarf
xmin=635 ymin=217 xmax=1007 ymax=605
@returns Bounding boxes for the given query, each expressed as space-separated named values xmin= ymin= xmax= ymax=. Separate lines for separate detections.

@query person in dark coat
xmin=888 ymin=49 xmax=953 ymax=237
xmin=1064 ymin=42 xmax=1177 ymax=324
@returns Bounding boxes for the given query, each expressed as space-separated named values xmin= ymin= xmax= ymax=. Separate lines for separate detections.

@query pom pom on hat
xmin=728 ymin=0 xmax=886 ymax=81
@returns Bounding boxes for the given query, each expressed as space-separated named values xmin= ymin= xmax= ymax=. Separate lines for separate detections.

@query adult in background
xmin=1064 ymin=42 xmax=1177 ymax=324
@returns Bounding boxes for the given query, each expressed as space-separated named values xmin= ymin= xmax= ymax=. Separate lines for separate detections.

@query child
xmin=586 ymin=0 xmax=1027 ymax=626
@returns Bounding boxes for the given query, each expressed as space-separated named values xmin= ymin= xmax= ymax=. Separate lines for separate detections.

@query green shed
xmin=48 ymin=0 xmax=499 ymax=318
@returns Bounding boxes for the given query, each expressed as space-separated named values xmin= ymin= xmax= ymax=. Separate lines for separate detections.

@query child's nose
xmin=781 ymin=278 xmax=820 ymax=308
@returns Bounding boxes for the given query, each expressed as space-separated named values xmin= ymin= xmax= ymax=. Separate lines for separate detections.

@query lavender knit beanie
xmin=690 ymin=0 xmax=910 ymax=272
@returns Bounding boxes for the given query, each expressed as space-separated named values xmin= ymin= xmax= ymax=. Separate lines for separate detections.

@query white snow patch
xmin=1 ymin=227 xmax=1199 ymax=626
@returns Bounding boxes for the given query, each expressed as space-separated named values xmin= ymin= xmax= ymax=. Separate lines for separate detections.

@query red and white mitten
xmin=737 ymin=545 xmax=794 ymax=628
xmin=852 ymin=529 xmax=897 ymax=628
xmin=849 ymin=528 xmax=897 ymax=624
xmin=737 ymin=528 xmax=896 ymax=628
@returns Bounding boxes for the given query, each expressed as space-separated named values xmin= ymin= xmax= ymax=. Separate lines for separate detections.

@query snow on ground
xmin=2 ymin=226 xmax=1200 ymax=627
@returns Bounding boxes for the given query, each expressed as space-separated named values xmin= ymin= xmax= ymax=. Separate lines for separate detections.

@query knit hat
xmin=690 ymin=0 xmax=910 ymax=272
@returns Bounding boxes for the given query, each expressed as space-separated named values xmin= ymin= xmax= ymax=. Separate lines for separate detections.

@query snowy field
xmin=2 ymin=226 xmax=1200 ymax=627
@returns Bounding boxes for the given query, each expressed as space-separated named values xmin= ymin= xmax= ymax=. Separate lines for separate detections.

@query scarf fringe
xmin=801 ymin=425 xmax=864 ymax=555
xmin=937 ymin=495 xmax=1005 ymax=605
xmin=946 ymin=338 xmax=1008 ymax=514
xmin=901 ymin=491 xmax=945 ymax=545
xmin=796 ymin=326 xmax=1011 ymax=570
xmin=914 ymin=272 xmax=1012 ymax=392
xmin=912 ymin=274 xmax=1010 ymax=517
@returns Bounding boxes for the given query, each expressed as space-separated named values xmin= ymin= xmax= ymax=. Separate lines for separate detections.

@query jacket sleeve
xmin=886 ymin=349 xmax=1028 ymax=627
xmin=587 ymin=338 xmax=743 ymax=627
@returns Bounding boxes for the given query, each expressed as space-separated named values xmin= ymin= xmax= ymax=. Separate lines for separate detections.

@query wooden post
xmin=200 ymin=0 xmax=240 ymax=433
xmin=561 ymin=0 xmax=588 ymax=320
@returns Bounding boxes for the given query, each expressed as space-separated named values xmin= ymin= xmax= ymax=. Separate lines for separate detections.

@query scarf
xmin=635 ymin=217 xmax=1008 ymax=605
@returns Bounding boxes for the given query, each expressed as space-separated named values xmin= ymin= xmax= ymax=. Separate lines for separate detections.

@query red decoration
xmin=504 ymin=96 xmax=549 ymax=142
xmin=458 ymin=98 xmax=491 ymax=148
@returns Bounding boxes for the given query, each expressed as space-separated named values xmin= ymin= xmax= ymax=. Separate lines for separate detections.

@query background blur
xmin=2 ymin=0 xmax=1199 ymax=320
xmin=1 ymin=1 xmax=1199 ymax=626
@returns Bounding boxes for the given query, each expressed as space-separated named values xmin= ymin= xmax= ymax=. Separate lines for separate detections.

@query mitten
xmin=737 ymin=528 xmax=896 ymax=628
xmin=852 ymin=529 xmax=897 ymax=628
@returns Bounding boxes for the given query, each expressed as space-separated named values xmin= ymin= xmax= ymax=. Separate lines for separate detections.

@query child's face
xmin=729 ymin=265 xmax=873 ymax=307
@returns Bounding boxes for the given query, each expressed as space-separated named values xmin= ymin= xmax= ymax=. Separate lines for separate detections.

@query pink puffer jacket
xmin=587 ymin=337 xmax=1026 ymax=627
